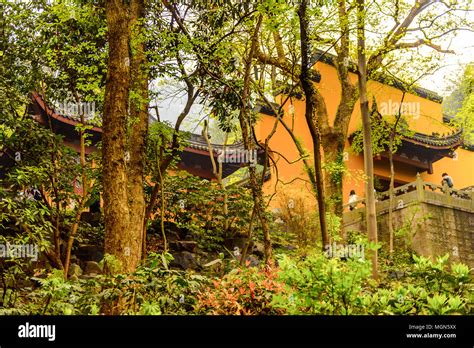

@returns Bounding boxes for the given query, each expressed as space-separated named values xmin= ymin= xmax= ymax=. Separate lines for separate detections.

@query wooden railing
xmin=343 ymin=173 xmax=474 ymax=213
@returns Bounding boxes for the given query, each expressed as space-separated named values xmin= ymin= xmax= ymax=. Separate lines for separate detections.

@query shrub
xmin=274 ymin=188 xmax=319 ymax=248
xmin=196 ymin=262 xmax=286 ymax=315
xmin=2 ymin=252 xmax=209 ymax=315
xmin=273 ymin=252 xmax=372 ymax=315
xmin=271 ymin=249 xmax=473 ymax=315
xmin=149 ymin=173 xmax=254 ymax=252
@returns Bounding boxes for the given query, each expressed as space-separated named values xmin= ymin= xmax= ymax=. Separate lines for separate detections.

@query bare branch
xmin=395 ymin=39 xmax=455 ymax=53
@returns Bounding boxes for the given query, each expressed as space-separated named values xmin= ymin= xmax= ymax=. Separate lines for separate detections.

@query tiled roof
xmin=402 ymin=129 xmax=463 ymax=149
xmin=186 ymin=133 xmax=247 ymax=153
xmin=32 ymin=92 xmax=102 ymax=133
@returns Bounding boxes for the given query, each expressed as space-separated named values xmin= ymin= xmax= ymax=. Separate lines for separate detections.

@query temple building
xmin=0 ymin=92 xmax=269 ymax=190
xmin=2 ymin=58 xmax=472 ymax=267
xmin=254 ymin=53 xmax=474 ymax=206
xmin=2 ymin=51 xmax=473 ymax=209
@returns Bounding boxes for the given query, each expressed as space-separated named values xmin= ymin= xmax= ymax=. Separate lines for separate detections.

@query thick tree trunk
xmin=103 ymin=0 xmax=141 ymax=273
xmin=128 ymin=0 xmax=148 ymax=260
xmin=320 ymin=0 xmax=359 ymax=221
xmin=357 ymin=0 xmax=378 ymax=279
xmin=298 ymin=0 xmax=329 ymax=249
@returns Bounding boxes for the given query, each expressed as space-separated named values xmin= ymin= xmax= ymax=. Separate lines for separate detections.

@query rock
xmin=203 ymin=259 xmax=222 ymax=268
xmin=246 ymin=255 xmax=260 ymax=267
xmin=68 ymin=263 xmax=83 ymax=277
xmin=69 ymin=275 xmax=79 ymax=282
xmin=202 ymin=258 xmax=223 ymax=273
xmin=224 ymin=237 xmax=249 ymax=252
xmin=170 ymin=251 xmax=201 ymax=270
xmin=183 ymin=231 xmax=198 ymax=241
xmin=164 ymin=231 xmax=180 ymax=243
xmin=170 ymin=241 xmax=198 ymax=253
xmin=79 ymin=274 xmax=97 ymax=280
xmin=252 ymin=242 xmax=265 ymax=257
xmin=16 ymin=279 xmax=35 ymax=289
xmin=76 ymin=244 xmax=104 ymax=262
xmin=80 ymin=212 xmax=101 ymax=226
xmin=70 ymin=255 xmax=79 ymax=264
xmin=161 ymin=221 xmax=186 ymax=240
xmin=84 ymin=261 xmax=102 ymax=275
xmin=388 ymin=270 xmax=405 ymax=279
xmin=274 ymin=217 xmax=284 ymax=224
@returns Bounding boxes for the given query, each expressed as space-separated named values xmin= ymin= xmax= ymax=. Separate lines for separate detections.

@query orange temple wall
xmin=255 ymin=61 xmax=474 ymax=208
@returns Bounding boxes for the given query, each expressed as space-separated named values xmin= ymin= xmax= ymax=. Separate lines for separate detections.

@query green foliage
xmin=1 ymin=0 xmax=102 ymax=277
xmin=443 ymin=63 xmax=474 ymax=145
xmin=1 ymin=110 xmax=101 ymax=267
xmin=271 ymin=250 xmax=472 ymax=315
xmin=0 ymin=184 xmax=54 ymax=309
xmin=323 ymin=152 xmax=346 ymax=187
xmin=2 ymin=248 xmax=471 ymax=315
xmin=150 ymin=173 xmax=254 ymax=251
xmin=2 ymin=253 xmax=210 ymax=316
xmin=393 ymin=207 xmax=431 ymax=250
xmin=326 ymin=212 xmax=342 ymax=242
xmin=351 ymin=101 xmax=410 ymax=156
xmin=76 ymin=221 xmax=104 ymax=247
xmin=100 ymin=254 xmax=123 ymax=276
xmin=38 ymin=0 xmax=106 ymax=113
xmin=273 ymin=252 xmax=373 ymax=315
xmin=145 ymin=121 xmax=186 ymax=180
xmin=374 ymin=254 xmax=472 ymax=315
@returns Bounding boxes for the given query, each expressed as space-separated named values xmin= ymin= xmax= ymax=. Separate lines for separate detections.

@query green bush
xmin=273 ymin=252 xmax=372 ymax=315
xmin=271 ymin=250 xmax=473 ymax=315
xmin=1 ymin=252 xmax=209 ymax=315
xmin=151 ymin=173 xmax=254 ymax=251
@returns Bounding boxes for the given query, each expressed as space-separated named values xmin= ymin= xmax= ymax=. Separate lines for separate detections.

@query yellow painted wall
xmin=256 ymin=60 xmax=474 ymax=209
xmin=422 ymin=147 xmax=474 ymax=187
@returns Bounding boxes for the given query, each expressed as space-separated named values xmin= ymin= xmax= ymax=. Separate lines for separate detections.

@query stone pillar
xmin=470 ymin=190 xmax=474 ymax=211
xmin=415 ymin=172 xmax=424 ymax=202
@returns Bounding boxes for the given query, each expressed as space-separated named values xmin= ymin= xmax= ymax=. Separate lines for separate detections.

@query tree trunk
xmin=239 ymin=15 xmax=272 ymax=264
xmin=388 ymin=144 xmax=395 ymax=254
xmin=321 ymin=135 xmax=345 ymax=219
xmin=103 ymin=0 xmax=141 ymax=273
xmin=128 ymin=0 xmax=148 ymax=260
xmin=64 ymin=92 xmax=92 ymax=279
xmin=357 ymin=0 xmax=378 ymax=279
xmin=320 ymin=0 xmax=359 ymax=221
xmin=298 ymin=0 xmax=329 ymax=249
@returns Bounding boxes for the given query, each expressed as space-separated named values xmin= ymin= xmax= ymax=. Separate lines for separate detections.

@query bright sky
xmin=418 ymin=29 xmax=474 ymax=96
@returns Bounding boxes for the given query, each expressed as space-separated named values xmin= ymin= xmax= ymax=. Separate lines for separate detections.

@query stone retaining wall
xmin=343 ymin=187 xmax=474 ymax=268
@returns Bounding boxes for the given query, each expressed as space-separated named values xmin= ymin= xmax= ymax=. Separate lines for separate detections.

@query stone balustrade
xmin=342 ymin=174 xmax=474 ymax=268
xmin=343 ymin=173 xmax=474 ymax=214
